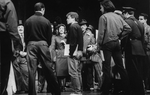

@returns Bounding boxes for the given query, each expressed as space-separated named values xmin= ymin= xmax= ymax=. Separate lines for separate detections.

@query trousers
xmin=26 ymin=41 xmax=60 ymax=95
xmin=101 ymin=40 xmax=129 ymax=94
xmin=0 ymin=32 xmax=13 ymax=95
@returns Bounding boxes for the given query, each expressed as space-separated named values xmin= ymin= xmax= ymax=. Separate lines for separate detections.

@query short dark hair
xmin=34 ymin=2 xmax=45 ymax=11
xmin=99 ymin=0 xmax=115 ymax=12
xmin=66 ymin=12 xmax=79 ymax=22
xmin=139 ymin=13 xmax=148 ymax=20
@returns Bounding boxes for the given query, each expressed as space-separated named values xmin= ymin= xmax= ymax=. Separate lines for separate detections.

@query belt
xmin=130 ymin=37 xmax=141 ymax=41
xmin=28 ymin=41 xmax=48 ymax=46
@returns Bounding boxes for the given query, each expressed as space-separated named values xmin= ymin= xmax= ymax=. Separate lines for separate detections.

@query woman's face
xmin=59 ymin=26 xmax=65 ymax=34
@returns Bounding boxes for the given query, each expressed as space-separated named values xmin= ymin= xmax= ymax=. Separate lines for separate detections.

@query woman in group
xmin=49 ymin=23 xmax=68 ymax=91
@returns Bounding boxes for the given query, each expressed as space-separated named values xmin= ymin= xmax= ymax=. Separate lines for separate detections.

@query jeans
xmin=68 ymin=57 xmax=82 ymax=93
xmin=101 ymin=40 xmax=129 ymax=94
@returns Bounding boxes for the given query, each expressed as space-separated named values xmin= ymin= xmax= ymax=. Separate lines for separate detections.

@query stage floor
xmin=14 ymin=90 xmax=150 ymax=95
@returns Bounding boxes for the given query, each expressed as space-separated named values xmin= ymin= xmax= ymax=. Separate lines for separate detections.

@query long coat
xmin=124 ymin=16 xmax=146 ymax=56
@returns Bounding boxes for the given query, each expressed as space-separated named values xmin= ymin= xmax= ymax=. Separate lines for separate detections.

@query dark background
xmin=12 ymin=0 xmax=150 ymax=29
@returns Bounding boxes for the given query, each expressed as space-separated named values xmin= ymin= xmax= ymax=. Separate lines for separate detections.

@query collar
xmin=34 ymin=11 xmax=43 ymax=16
xmin=128 ymin=15 xmax=135 ymax=19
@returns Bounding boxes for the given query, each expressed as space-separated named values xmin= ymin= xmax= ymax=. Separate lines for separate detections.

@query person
xmin=50 ymin=23 xmax=68 ymax=91
xmin=139 ymin=13 xmax=150 ymax=91
xmin=66 ymin=12 xmax=83 ymax=95
xmin=122 ymin=7 xmax=146 ymax=95
xmin=18 ymin=20 xmax=26 ymax=51
xmin=80 ymin=19 xmax=89 ymax=34
xmin=79 ymin=19 xmax=93 ymax=91
xmin=13 ymin=20 xmax=28 ymax=94
xmin=0 ymin=0 xmax=23 ymax=95
xmin=24 ymin=2 xmax=60 ymax=95
xmin=81 ymin=24 xmax=95 ymax=91
xmin=97 ymin=0 xmax=131 ymax=95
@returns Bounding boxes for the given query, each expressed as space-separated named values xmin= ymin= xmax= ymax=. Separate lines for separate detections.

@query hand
xmin=13 ymin=50 xmax=20 ymax=57
xmin=60 ymin=40 xmax=66 ymax=45
xmin=20 ymin=51 xmax=27 ymax=57
xmin=76 ymin=51 xmax=83 ymax=59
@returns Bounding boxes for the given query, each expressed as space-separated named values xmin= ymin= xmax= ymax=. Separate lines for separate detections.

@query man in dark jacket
xmin=0 ymin=0 xmax=23 ymax=94
xmin=24 ymin=2 xmax=60 ymax=95
xmin=122 ymin=7 xmax=146 ymax=95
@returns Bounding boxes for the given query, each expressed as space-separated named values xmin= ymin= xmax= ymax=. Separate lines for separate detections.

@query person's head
xmin=122 ymin=7 xmax=135 ymax=18
xmin=139 ymin=13 xmax=148 ymax=24
xmin=34 ymin=2 xmax=45 ymax=15
xmin=80 ymin=19 xmax=89 ymax=32
xmin=56 ymin=24 xmax=67 ymax=35
xmin=86 ymin=25 xmax=95 ymax=35
xmin=18 ymin=25 xmax=24 ymax=38
xmin=99 ymin=0 xmax=115 ymax=14
xmin=66 ymin=12 xmax=79 ymax=25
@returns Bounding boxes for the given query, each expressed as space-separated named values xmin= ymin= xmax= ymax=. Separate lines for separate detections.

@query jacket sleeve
xmin=97 ymin=15 xmax=106 ymax=49
xmin=119 ymin=19 xmax=132 ymax=40
xmin=77 ymin=25 xmax=83 ymax=51
xmin=49 ymin=35 xmax=56 ymax=51
xmin=47 ymin=21 xmax=52 ymax=46
xmin=5 ymin=1 xmax=23 ymax=51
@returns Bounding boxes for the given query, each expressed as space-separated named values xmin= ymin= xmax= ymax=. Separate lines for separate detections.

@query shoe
xmin=90 ymin=88 xmax=94 ymax=91
xmin=70 ymin=92 xmax=82 ymax=95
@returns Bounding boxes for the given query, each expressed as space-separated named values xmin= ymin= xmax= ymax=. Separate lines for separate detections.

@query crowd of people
xmin=0 ymin=0 xmax=150 ymax=95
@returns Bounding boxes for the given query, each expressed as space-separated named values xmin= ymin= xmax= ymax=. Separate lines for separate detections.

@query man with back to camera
xmin=0 ymin=0 xmax=23 ymax=94
xmin=139 ymin=13 xmax=150 ymax=92
xmin=97 ymin=0 xmax=131 ymax=95
xmin=24 ymin=2 xmax=61 ymax=95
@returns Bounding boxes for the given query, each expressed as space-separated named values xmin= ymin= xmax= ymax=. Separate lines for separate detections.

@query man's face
xmin=81 ymin=24 xmax=87 ymax=32
xmin=18 ymin=25 xmax=24 ymax=37
xmin=100 ymin=5 xmax=104 ymax=14
xmin=66 ymin=15 xmax=74 ymax=25
xmin=139 ymin=16 xmax=146 ymax=24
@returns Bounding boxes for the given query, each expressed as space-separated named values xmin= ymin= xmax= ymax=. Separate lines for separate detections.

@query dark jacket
xmin=124 ymin=16 xmax=146 ymax=56
xmin=67 ymin=23 xmax=83 ymax=57
xmin=24 ymin=12 xmax=52 ymax=46
xmin=0 ymin=0 xmax=22 ymax=51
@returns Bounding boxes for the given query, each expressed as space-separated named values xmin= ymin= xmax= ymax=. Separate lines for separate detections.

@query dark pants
xmin=0 ymin=32 xmax=13 ymax=95
xmin=82 ymin=63 xmax=93 ymax=90
xmin=125 ymin=53 xmax=145 ymax=95
xmin=144 ymin=51 xmax=150 ymax=90
xmin=26 ymin=41 xmax=60 ymax=95
xmin=101 ymin=40 xmax=129 ymax=95
xmin=13 ymin=56 xmax=28 ymax=92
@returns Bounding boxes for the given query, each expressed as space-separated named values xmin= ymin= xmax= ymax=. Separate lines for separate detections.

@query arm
xmin=47 ymin=21 xmax=52 ymax=46
xmin=77 ymin=25 xmax=83 ymax=51
xmin=49 ymin=35 xmax=56 ymax=51
xmin=5 ymin=1 xmax=23 ymax=52
xmin=119 ymin=19 xmax=132 ymax=40
xmin=97 ymin=15 xmax=106 ymax=50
